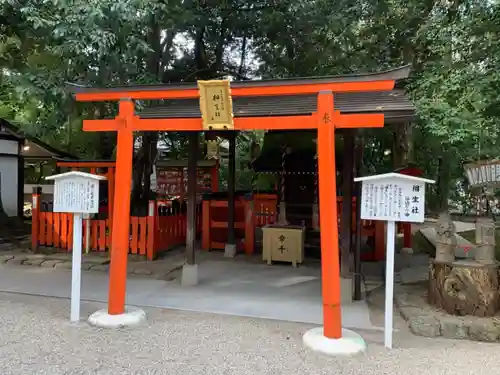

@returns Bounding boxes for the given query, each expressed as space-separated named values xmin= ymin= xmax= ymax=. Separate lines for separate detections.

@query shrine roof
xmin=53 ymin=158 xmax=218 ymax=168
xmin=137 ymin=89 xmax=414 ymax=123
xmin=354 ymin=173 xmax=435 ymax=184
xmin=1 ymin=119 xmax=75 ymax=159
xmin=66 ymin=65 xmax=411 ymax=94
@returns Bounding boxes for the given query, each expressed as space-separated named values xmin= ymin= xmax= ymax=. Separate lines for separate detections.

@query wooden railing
xmin=31 ymin=193 xmax=190 ymax=260
xmin=202 ymin=197 xmax=247 ymax=251
xmin=31 ymin=190 xmax=394 ymax=262
xmin=201 ymin=193 xmax=386 ymax=260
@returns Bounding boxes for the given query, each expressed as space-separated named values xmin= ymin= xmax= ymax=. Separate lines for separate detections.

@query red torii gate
xmin=73 ymin=78 xmax=394 ymax=341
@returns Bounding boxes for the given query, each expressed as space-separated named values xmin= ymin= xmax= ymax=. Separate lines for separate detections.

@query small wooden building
xmin=0 ymin=119 xmax=24 ymax=217
xmin=0 ymin=119 xmax=74 ymax=218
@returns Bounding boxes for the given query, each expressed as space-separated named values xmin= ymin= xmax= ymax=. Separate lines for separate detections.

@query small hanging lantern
xmin=150 ymin=155 xmax=158 ymax=191
xmin=205 ymin=139 xmax=220 ymax=160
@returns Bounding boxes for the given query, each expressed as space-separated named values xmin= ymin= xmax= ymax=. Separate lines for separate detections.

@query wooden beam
xmin=75 ymin=80 xmax=395 ymax=102
xmin=238 ymin=116 xmax=317 ymax=130
xmin=336 ymin=113 xmax=384 ymax=129
xmin=56 ymin=161 xmax=116 ymax=168
xmin=83 ymin=115 xmax=318 ymax=133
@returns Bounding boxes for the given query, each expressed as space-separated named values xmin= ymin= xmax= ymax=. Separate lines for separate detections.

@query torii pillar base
xmin=303 ymin=327 xmax=367 ymax=356
xmin=88 ymin=307 xmax=146 ymax=329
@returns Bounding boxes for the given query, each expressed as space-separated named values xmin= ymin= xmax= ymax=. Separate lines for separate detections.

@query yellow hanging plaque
xmin=205 ymin=139 xmax=220 ymax=160
xmin=198 ymin=79 xmax=234 ymax=130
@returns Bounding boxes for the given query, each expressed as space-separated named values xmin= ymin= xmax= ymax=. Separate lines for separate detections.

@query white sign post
xmin=354 ymin=173 xmax=435 ymax=349
xmin=45 ymin=171 xmax=106 ymax=322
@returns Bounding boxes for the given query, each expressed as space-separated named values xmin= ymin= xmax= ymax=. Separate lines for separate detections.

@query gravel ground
xmin=0 ymin=292 xmax=496 ymax=375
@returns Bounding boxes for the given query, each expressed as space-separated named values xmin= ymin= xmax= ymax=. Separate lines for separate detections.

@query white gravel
xmin=0 ymin=292 xmax=496 ymax=375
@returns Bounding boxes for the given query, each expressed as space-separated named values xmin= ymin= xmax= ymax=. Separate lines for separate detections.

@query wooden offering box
xmin=262 ymin=224 xmax=305 ymax=267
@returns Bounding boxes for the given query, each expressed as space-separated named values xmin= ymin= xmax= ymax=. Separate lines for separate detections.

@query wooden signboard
xmin=198 ymin=79 xmax=234 ymax=130
xmin=464 ymin=159 xmax=500 ymax=188
xmin=354 ymin=172 xmax=435 ymax=349
xmin=156 ymin=168 xmax=212 ymax=196
xmin=45 ymin=171 xmax=107 ymax=323
xmin=359 ymin=176 xmax=427 ymax=223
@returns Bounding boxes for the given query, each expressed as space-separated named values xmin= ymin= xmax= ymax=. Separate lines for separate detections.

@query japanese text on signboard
xmin=198 ymin=80 xmax=234 ymax=130
xmin=359 ymin=179 xmax=425 ymax=223
xmin=53 ymin=178 xmax=100 ymax=214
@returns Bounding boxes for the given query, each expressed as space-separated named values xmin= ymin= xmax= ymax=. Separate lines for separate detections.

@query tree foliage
xmin=1 ymin=0 xmax=499 ymax=211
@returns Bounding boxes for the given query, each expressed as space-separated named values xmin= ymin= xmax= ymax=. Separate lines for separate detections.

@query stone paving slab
xmin=2 ymin=250 xmax=185 ymax=278
xmin=23 ymin=258 xmax=45 ymax=266
xmin=7 ymin=257 xmax=28 ymax=266
xmin=90 ymin=264 xmax=109 ymax=272
xmin=395 ymin=283 xmax=500 ymax=342
xmin=53 ymin=261 xmax=73 ymax=270
xmin=0 ymin=255 xmax=14 ymax=264
xmin=42 ymin=253 xmax=110 ymax=265
xmin=40 ymin=260 xmax=63 ymax=268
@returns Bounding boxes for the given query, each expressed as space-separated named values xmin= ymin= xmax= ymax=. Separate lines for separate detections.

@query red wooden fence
xmin=31 ymin=195 xmax=188 ymax=260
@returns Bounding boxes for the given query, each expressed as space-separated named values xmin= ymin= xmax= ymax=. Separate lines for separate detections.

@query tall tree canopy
xmin=1 ymin=0 xmax=499 ymax=211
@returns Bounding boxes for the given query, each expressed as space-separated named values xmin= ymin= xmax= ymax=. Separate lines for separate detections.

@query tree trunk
xmin=131 ymin=12 xmax=161 ymax=213
xmin=392 ymin=122 xmax=412 ymax=168
xmin=429 ymin=260 xmax=500 ymax=317
xmin=436 ymin=155 xmax=451 ymax=211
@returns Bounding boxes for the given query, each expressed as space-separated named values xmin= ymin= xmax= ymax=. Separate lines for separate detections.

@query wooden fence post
xmin=202 ymin=200 xmax=211 ymax=250
xmin=31 ymin=187 xmax=42 ymax=252
xmin=211 ymin=161 xmax=219 ymax=192
xmin=403 ymin=223 xmax=412 ymax=250
xmin=244 ymin=198 xmax=255 ymax=255
xmin=147 ymin=200 xmax=157 ymax=260
xmin=374 ymin=221 xmax=386 ymax=260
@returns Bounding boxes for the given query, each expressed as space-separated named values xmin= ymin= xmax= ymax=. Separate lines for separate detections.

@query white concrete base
xmin=303 ymin=327 xmax=367 ymax=356
xmin=88 ymin=307 xmax=146 ymax=329
xmin=224 ymin=243 xmax=237 ymax=258
xmin=181 ymin=263 xmax=199 ymax=286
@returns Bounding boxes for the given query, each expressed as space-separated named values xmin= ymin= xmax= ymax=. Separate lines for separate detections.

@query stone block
xmin=54 ymin=261 xmax=73 ymax=269
xmin=440 ymin=320 xmax=469 ymax=340
xmin=23 ymin=258 xmax=45 ymax=266
xmin=90 ymin=264 xmax=109 ymax=272
xmin=469 ymin=321 xmax=500 ymax=342
xmin=0 ymin=255 xmax=14 ymax=264
xmin=181 ymin=264 xmax=198 ymax=286
xmin=224 ymin=243 xmax=237 ymax=258
xmin=25 ymin=254 xmax=46 ymax=260
xmin=409 ymin=316 xmax=441 ymax=337
xmin=40 ymin=260 xmax=63 ymax=268
xmin=8 ymin=257 xmax=28 ymax=266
